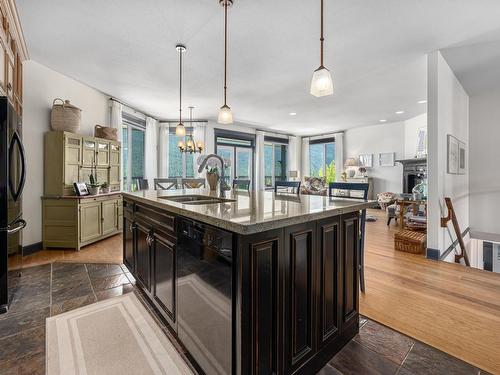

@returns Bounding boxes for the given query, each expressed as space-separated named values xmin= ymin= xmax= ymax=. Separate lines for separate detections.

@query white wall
xmin=427 ymin=51 xmax=469 ymax=259
xmin=344 ymin=121 xmax=405 ymax=196
xmin=404 ymin=113 xmax=427 ymax=159
xmin=469 ymin=88 xmax=500 ymax=239
xmin=22 ymin=60 xmax=109 ymax=246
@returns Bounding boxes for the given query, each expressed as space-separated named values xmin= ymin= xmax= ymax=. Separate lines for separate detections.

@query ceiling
xmin=441 ymin=28 xmax=500 ymax=97
xmin=16 ymin=0 xmax=500 ymax=135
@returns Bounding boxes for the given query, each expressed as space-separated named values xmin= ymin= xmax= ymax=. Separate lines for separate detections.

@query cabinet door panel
xmin=342 ymin=213 xmax=359 ymax=326
xmin=80 ymin=202 xmax=101 ymax=243
xmin=82 ymin=138 xmax=96 ymax=166
xmin=96 ymin=168 xmax=109 ymax=186
xmin=284 ymin=223 xmax=315 ymax=371
xmin=97 ymin=141 xmax=110 ymax=167
xmin=123 ymin=216 xmax=135 ymax=272
xmin=318 ymin=218 xmax=341 ymax=347
xmin=79 ymin=167 xmax=93 ymax=184
xmin=153 ymin=232 xmax=176 ymax=326
xmin=136 ymin=224 xmax=151 ymax=291
xmin=250 ymin=237 xmax=279 ymax=374
xmin=64 ymin=138 xmax=81 ymax=188
xmin=102 ymin=199 xmax=118 ymax=235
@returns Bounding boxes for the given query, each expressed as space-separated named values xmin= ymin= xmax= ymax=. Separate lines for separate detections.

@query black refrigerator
xmin=0 ymin=97 xmax=26 ymax=314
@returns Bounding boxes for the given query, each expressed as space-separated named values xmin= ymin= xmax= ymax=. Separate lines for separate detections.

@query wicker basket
xmin=394 ymin=230 xmax=426 ymax=254
xmin=94 ymin=125 xmax=118 ymax=141
xmin=50 ymin=99 xmax=81 ymax=133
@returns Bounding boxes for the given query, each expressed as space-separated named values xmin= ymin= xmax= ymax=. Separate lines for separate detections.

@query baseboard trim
xmin=23 ymin=242 xmax=43 ymax=256
xmin=426 ymin=248 xmax=440 ymax=260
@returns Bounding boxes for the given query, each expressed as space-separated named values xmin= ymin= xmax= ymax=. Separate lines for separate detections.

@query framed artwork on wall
xmin=447 ymin=134 xmax=459 ymax=174
xmin=359 ymin=154 xmax=373 ymax=168
xmin=458 ymin=140 xmax=466 ymax=175
xmin=379 ymin=152 xmax=395 ymax=167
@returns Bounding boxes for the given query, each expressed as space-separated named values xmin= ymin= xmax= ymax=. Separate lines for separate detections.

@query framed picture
xmin=458 ymin=141 xmax=466 ymax=175
xmin=447 ymin=135 xmax=459 ymax=174
xmin=359 ymin=154 xmax=373 ymax=168
xmin=379 ymin=152 xmax=395 ymax=167
xmin=74 ymin=182 xmax=89 ymax=196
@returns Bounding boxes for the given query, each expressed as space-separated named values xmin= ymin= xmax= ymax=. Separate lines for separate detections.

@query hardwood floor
xmin=362 ymin=208 xmax=500 ymax=374
xmin=11 ymin=209 xmax=500 ymax=374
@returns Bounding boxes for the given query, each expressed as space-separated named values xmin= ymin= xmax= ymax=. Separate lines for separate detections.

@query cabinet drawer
xmin=135 ymin=203 xmax=175 ymax=236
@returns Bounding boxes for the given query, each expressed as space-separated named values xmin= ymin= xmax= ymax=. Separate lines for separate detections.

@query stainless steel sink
xmin=159 ymin=195 xmax=236 ymax=205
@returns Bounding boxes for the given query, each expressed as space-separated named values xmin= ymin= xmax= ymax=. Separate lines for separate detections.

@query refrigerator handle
xmin=0 ymin=218 xmax=26 ymax=234
xmin=8 ymin=131 xmax=26 ymax=202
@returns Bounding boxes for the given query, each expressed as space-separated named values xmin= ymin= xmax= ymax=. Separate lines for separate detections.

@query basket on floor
xmin=394 ymin=229 xmax=426 ymax=254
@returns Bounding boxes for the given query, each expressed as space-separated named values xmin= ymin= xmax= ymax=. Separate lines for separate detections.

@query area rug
xmin=46 ymin=293 xmax=193 ymax=375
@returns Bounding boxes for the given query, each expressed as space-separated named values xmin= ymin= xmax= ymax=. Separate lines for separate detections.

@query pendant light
xmin=310 ymin=0 xmax=333 ymax=97
xmin=175 ymin=44 xmax=187 ymax=136
xmin=218 ymin=0 xmax=233 ymax=124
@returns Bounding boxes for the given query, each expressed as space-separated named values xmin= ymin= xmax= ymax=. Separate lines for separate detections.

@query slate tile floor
xmin=0 ymin=262 xmax=491 ymax=375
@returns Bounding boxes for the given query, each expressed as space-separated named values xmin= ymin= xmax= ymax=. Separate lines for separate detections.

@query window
xmin=168 ymin=128 xmax=195 ymax=178
xmin=215 ymin=129 xmax=255 ymax=188
xmin=264 ymin=139 xmax=287 ymax=188
xmin=309 ymin=138 xmax=335 ymax=183
xmin=122 ymin=112 xmax=146 ymax=191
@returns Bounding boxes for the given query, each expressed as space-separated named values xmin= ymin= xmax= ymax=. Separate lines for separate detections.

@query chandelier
xmin=178 ymin=106 xmax=204 ymax=154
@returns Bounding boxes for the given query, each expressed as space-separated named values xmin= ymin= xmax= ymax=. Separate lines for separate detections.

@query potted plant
xmin=86 ymin=172 xmax=101 ymax=195
xmin=101 ymin=182 xmax=110 ymax=194
xmin=206 ymin=166 xmax=219 ymax=191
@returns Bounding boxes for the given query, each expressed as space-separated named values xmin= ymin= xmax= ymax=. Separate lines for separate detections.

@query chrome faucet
xmin=198 ymin=154 xmax=226 ymax=198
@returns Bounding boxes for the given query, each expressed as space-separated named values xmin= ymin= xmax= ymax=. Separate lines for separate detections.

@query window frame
xmin=122 ymin=112 xmax=146 ymax=191
xmin=264 ymin=140 xmax=288 ymax=189
xmin=309 ymin=138 xmax=336 ymax=182
xmin=168 ymin=126 xmax=196 ymax=179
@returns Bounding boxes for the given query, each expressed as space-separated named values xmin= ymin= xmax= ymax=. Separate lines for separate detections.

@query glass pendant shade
xmin=310 ymin=66 xmax=333 ymax=97
xmin=175 ymin=123 xmax=186 ymax=136
xmin=218 ymin=104 xmax=233 ymax=124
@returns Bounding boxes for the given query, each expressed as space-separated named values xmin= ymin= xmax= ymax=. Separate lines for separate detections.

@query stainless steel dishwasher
xmin=177 ymin=218 xmax=233 ymax=375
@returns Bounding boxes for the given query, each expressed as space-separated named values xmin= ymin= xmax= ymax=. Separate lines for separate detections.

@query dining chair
xmin=136 ymin=178 xmax=149 ymax=191
xmin=233 ymin=179 xmax=251 ymax=191
xmin=329 ymin=182 xmax=370 ymax=293
xmin=181 ymin=178 xmax=206 ymax=189
xmin=154 ymin=178 xmax=178 ymax=190
xmin=274 ymin=180 xmax=301 ymax=194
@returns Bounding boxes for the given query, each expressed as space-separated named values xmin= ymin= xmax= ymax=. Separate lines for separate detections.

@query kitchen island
xmin=122 ymin=189 xmax=374 ymax=375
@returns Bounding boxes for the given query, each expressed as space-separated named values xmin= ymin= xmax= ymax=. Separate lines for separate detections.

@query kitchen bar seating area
xmin=2 ymin=0 xmax=500 ymax=374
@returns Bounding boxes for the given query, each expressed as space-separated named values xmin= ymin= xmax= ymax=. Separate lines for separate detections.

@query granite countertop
xmin=123 ymin=189 xmax=376 ymax=235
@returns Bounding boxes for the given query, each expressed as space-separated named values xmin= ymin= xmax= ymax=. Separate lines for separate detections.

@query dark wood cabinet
xmin=317 ymin=216 xmax=341 ymax=348
xmin=135 ymin=223 xmax=151 ymax=292
xmin=124 ymin=197 xmax=361 ymax=375
xmin=152 ymin=231 xmax=176 ymax=328
xmin=341 ymin=212 xmax=359 ymax=328
xmin=283 ymin=222 xmax=316 ymax=372
xmin=123 ymin=216 xmax=135 ymax=273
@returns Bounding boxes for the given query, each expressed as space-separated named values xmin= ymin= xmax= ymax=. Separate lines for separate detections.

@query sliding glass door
xmin=264 ymin=143 xmax=287 ymax=189
xmin=217 ymin=146 xmax=252 ymax=187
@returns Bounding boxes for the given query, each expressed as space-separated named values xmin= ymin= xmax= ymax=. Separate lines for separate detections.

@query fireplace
xmin=396 ymin=158 xmax=427 ymax=194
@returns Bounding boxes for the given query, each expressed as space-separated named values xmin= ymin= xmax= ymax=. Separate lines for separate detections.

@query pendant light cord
xmin=320 ymin=0 xmax=324 ymax=67
xmin=179 ymin=48 xmax=183 ymax=124
xmin=224 ymin=0 xmax=228 ymax=106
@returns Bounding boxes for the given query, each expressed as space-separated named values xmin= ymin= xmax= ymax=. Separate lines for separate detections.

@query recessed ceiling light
xmin=289 ymin=112 xmax=297 ymax=116
xmin=395 ymin=110 xmax=405 ymax=114
xmin=418 ymin=100 xmax=427 ymax=104
xmin=379 ymin=119 xmax=387 ymax=123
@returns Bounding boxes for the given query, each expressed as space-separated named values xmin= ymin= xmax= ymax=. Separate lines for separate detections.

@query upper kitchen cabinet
xmin=0 ymin=0 xmax=28 ymax=115
xmin=44 ymin=131 xmax=122 ymax=196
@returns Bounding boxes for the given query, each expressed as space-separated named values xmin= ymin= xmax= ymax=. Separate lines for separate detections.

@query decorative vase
xmin=88 ymin=186 xmax=100 ymax=195
xmin=347 ymin=169 xmax=356 ymax=178
xmin=206 ymin=172 xmax=219 ymax=191
xmin=101 ymin=186 xmax=111 ymax=194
